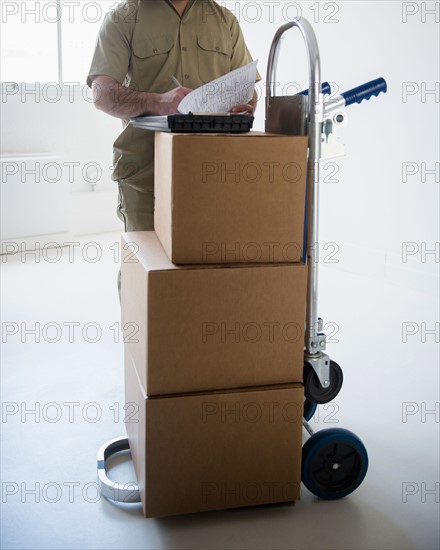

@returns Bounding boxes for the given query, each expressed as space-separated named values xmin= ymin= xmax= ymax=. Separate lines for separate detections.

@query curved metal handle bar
xmin=266 ymin=17 xmax=323 ymax=355
xmin=266 ymin=17 xmax=322 ymax=123
xmin=97 ymin=436 xmax=141 ymax=503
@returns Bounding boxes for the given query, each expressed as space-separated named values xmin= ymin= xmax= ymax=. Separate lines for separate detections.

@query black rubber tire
xmin=304 ymin=360 xmax=343 ymax=404
xmin=302 ymin=428 xmax=369 ymax=499
xmin=303 ymin=398 xmax=318 ymax=421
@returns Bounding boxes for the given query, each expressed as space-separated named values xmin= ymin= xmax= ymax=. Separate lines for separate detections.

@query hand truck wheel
xmin=304 ymin=360 xmax=343 ymax=404
xmin=301 ymin=427 xmax=368 ymax=499
xmin=303 ymin=398 xmax=318 ymax=421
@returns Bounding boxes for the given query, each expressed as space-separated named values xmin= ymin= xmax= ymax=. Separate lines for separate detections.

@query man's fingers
xmin=172 ymin=86 xmax=192 ymax=96
xmin=178 ymin=87 xmax=192 ymax=99
xmin=231 ymin=103 xmax=254 ymax=114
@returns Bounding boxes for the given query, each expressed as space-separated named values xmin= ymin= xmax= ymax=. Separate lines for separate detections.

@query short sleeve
xmin=228 ymin=15 xmax=262 ymax=82
xmin=86 ymin=2 xmax=137 ymax=87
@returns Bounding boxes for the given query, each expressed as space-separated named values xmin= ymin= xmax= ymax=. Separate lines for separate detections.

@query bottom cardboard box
xmin=125 ymin=354 xmax=304 ymax=518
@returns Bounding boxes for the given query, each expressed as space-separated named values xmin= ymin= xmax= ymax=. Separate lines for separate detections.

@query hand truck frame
xmin=266 ymin=17 xmax=386 ymax=498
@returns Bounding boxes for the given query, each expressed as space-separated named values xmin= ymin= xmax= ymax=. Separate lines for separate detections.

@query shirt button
xmin=153 ymin=48 xmax=158 ymax=54
xmin=184 ymin=74 xmax=190 ymax=79
xmin=216 ymin=46 xmax=220 ymax=51
xmin=182 ymin=46 xmax=187 ymax=52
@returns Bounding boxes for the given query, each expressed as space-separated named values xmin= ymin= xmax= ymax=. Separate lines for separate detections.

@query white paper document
xmin=178 ymin=60 xmax=258 ymax=114
xmin=130 ymin=60 xmax=258 ymax=131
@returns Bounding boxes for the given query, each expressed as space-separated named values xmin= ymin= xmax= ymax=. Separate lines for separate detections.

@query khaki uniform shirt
xmin=87 ymin=0 xmax=258 ymax=191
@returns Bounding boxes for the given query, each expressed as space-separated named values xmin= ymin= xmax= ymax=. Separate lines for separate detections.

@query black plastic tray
xmin=167 ymin=114 xmax=254 ymax=133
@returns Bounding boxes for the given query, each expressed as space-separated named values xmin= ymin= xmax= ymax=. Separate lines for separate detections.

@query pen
xmin=171 ymin=75 xmax=182 ymax=87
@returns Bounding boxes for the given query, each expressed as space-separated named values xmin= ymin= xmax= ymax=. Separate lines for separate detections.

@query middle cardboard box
xmin=121 ymin=232 xmax=307 ymax=396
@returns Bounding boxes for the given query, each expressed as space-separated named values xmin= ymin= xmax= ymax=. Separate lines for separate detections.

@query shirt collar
xmin=163 ymin=0 xmax=198 ymax=17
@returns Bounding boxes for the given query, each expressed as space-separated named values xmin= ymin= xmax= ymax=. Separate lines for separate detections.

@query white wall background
xmin=1 ymin=0 xmax=439 ymax=291
xmin=226 ymin=0 xmax=439 ymax=293
xmin=1 ymin=85 xmax=123 ymax=238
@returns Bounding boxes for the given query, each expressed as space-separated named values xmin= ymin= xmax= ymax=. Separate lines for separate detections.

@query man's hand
xmin=153 ymin=86 xmax=192 ymax=116
xmin=90 ymin=75 xmax=192 ymax=119
xmin=230 ymin=89 xmax=258 ymax=116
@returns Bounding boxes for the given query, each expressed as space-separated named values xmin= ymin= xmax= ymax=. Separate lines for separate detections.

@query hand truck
xmin=266 ymin=17 xmax=387 ymax=498
xmin=97 ymin=17 xmax=387 ymax=505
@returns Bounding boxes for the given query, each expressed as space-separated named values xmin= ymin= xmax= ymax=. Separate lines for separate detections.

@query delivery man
xmin=87 ymin=0 xmax=258 ymax=239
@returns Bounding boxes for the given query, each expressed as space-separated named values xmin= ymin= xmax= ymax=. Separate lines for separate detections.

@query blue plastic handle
xmin=341 ymin=78 xmax=387 ymax=106
xmin=299 ymin=82 xmax=331 ymax=96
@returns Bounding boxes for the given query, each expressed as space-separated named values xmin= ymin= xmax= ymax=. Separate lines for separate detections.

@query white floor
xmin=1 ymin=232 xmax=439 ymax=550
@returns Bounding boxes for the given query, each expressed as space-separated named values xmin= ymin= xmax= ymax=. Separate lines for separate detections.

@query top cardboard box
xmin=154 ymin=132 xmax=308 ymax=265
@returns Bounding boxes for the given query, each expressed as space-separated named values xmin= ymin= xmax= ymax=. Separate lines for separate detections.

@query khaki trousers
xmin=117 ymin=181 xmax=155 ymax=299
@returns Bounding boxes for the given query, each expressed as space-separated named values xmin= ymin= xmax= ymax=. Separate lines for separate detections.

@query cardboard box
xmin=154 ymin=132 xmax=308 ymax=264
xmin=125 ymin=356 xmax=304 ymax=518
xmin=121 ymin=232 xmax=307 ymax=396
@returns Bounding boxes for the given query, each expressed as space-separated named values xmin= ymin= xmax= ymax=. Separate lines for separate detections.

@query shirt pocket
xmin=131 ymin=35 xmax=174 ymax=86
xmin=197 ymin=34 xmax=232 ymax=84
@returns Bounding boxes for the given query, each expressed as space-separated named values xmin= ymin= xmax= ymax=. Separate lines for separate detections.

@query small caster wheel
xmin=304 ymin=398 xmax=318 ymax=421
xmin=301 ymin=427 xmax=368 ymax=499
xmin=304 ymin=360 xmax=343 ymax=404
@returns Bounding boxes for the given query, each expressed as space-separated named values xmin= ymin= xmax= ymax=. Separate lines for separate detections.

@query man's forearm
xmin=92 ymin=77 xmax=157 ymax=118
xmin=91 ymin=75 xmax=192 ymax=119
